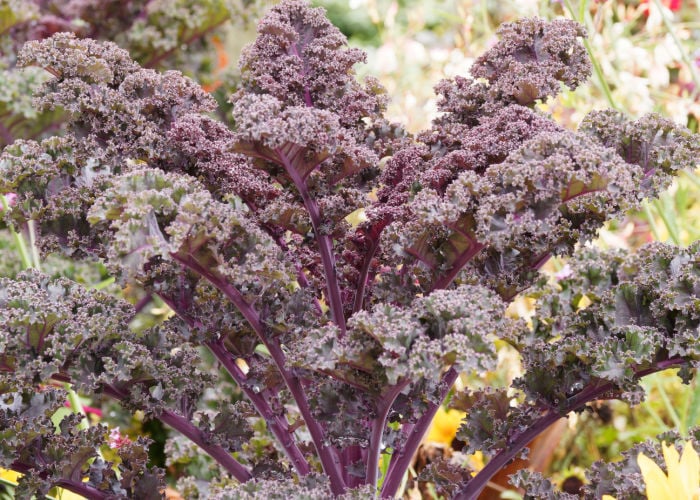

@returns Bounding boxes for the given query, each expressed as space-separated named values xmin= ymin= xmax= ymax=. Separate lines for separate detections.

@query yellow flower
xmin=0 ymin=469 xmax=88 ymax=499
xmin=0 ymin=468 xmax=21 ymax=483
xmin=603 ymin=441 xmax=700 ymax=500
xmin=638 ymin=441 xmax=700 ymax=500
xmin=425 ymin=407 xmax=465 ymax=446
xmin=52 ymin=489 xmax=87 ymax=500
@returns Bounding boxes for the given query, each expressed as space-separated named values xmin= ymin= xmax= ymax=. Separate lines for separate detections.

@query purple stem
xmin=431 ymin=242 xmax=486 ymax=291
xmin=132 ymin=294 xmax=153 ymax=314
xmin=53 ymin=479 xmax=107 ymax=499
xmin=380 ymin=368 xmax=459 ymax=498
xmin=343 ymin=446 xmax=363 ymax=487
xmin=430 ymin=177 xmax=606 ymax=295
xmin=0 ymin=120 xmax=14 ymax=145
xmin=266 ymin=341 xmax=346 ymax=495
xmin=377 ymin=234 xmax=485 ymax=495
xmin=158 ymin=410 xmax=253 ymax=482
xmin=206 ymin=341 xmax=312 ymax=476
xmin=405 ymin=247 xmax=438 ymax=270
xmin=156 ymin=292 xmax=312 ymax=477
xmin=455 ymin=414 xmax=562 ymax=499
xmin=170 ymin=253 xmax=261 ymax=334
xmin=170 ymin=252 xmax=346 ymax=494
xmin=102 ymin=384 xmax=252 ymax=482
xmin=287 ymin=42 xmax=313 ymax=107
xmin=17 ymin=378 xmax=252 ymax=499
xmin=453 ymin=357 xmax=687 ymax=499
xmin=294 ymin=262 xmax=325 ymax=315
xmin=530 ymin=251 xmax=553 ymax=271
xmin=10 ymin=462 xmax=108 ymax=500
xmin=353 ymin=235 xmax=381 ymax=313
xmin=275 ymin=148 xmax=347 ymax=336
xmin=561 ymin=182 xmax=607 ymax=204
xmin=365 ymin=381 xmax=409 ymax=489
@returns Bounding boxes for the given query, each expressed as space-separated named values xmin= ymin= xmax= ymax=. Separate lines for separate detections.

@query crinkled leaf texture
xmin=0 ymin=0 xmax=698 ymax=498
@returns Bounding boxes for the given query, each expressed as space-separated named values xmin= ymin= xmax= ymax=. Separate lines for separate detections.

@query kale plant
xmin=0 ymin=0 xmax=269 ymax=148
xmin=1 ymin=1 xmax=699 ymax=498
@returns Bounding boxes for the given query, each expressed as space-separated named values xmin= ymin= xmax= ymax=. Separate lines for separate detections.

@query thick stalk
xmin=365 ymin=381 xmax=409 ymax=490
xmin=343 ymin=446 xmax=363 ymax=487
xmin=9 ymin=462 xmax=108 ymax=500
xmin=54 ymin=479 xmax=108 ymax=500
xmin=380 ymin=228 xmax=483 ymax=493
xmin=206 ymin=341 xmax=311 ymax=476
xmin=353 ymin=235 xmax=381 ymax=313
xmin=266 ymin=341 xmax=346 ymax=494
xmin=158 ymin=410 xmax=253 ymax=482
xmin=381 ymin=368 xmax=459 ymax=498
xmin=1 ymin=195 xmax=32 ymax=269
xmin=453 ymin=358 xmax=686 ymax=499
xmin=101 ymin=384 xmax=252 ymax=482
xmin=275 ymin=148 xmax=347 ymax=335
xmin=159 ymin=293 xmax=311 ymax=474
xmin=431 ymin=243 xmax=485 ymax=291
xmin=170 ymin=253 xmax=346 ymax=493
xmin=455 ymin=414 xmax=562 ymax=499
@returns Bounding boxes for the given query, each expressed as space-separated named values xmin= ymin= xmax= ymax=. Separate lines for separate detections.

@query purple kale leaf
xmin=1 ymin=1 xmax=698 ymax=498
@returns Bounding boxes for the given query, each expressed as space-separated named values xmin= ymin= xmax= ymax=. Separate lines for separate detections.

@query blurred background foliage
xmin=1 ymin=0 xmax=699 ymax=498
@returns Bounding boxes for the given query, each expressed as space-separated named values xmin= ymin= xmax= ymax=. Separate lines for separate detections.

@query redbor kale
xmin=0 ymin=0 xmax=268 ymax=148
xmin=1 ymin=1 xmax=699 ymax=498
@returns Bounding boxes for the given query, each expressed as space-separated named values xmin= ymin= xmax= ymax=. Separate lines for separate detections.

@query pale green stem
xmin=480 ymin=0 xmax=491 ymax=37
xmin=27 ymin=220 xmax=41 ymax=271
xmin=64 ymin=383 xmax=90 ymax=431
xmin=653 ymin=376 xmax=683 ymax=433
xmin=683 ymin=169 xmax=700 ymax=188
xmin=1 ymin=195 xmax=32 ymax=269
xmin=562 ymin=0 xmax=619 ymax=109
xmin=91 ymin=276 xmax=115 ymax=290
xmin=64 ymin=382 xmax=106 ymax=463
xmin=651 ymin=0 xmax=700 ymax=100
xmin=642 ymin=399 xmax=669 ymax=431
xmin=642 ymin=200 xmax=663 ymax=241
xmin=378 ymin=453 xmax=392 ymax=489
xmin=684 ymin=379 xmax=700 ymax=436
xmin=652 ymin=196 xmax=681 ymax=245
xmin=2 ymin=197 xmax=101 ymax=459
xmin=578 ymin=0 xmax=586 ymax=23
